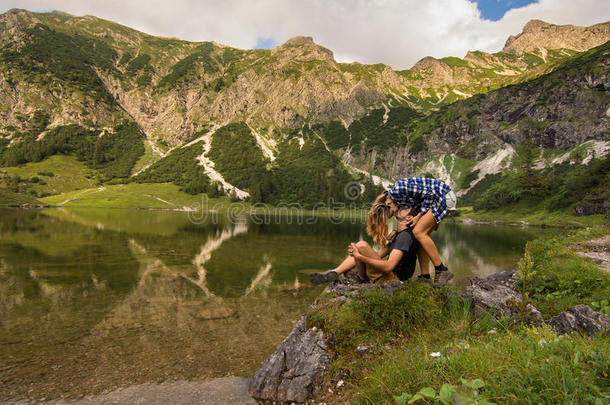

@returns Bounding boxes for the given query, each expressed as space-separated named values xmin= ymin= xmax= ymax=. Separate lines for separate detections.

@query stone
xmin=465 ymin=271 xmax=542 ymax=324
xmin=249 ymin=279 xmax=404 ymax=404
xmin=573 ymin=204 xmax=605 ymax=216
xmin=355 ymin=345 xmax=373 ymax=354
xmin=547 ymin=305 xmax=610 ymax=335
xmin=248 ymin=316 xmax=331 ymax=404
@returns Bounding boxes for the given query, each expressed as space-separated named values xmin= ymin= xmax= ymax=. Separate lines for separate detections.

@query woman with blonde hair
xmin=309 ymin=195 xmax=419 ymax=285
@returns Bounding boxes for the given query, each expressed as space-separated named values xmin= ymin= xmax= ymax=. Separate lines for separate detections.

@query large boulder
xmin=248 ymin=279 xmax=402 ymax=404
xmin=248 ymin=316 xmax=330 ymax=404
xmin=547 ymin=304 xmax=610 ymax=335
xmin=465 ymin=271 xmax=542 ymax=324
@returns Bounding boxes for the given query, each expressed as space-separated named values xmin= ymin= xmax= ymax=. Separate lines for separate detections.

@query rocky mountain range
xmin=0 ymin=8 xmax=609 ymax=206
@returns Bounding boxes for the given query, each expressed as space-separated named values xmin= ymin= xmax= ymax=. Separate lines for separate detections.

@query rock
xmin=248 ymin=316 xmax=331 ymax=404
xmin=474 ymin=270 xmax=520 ymax=290
xmin=325 ymin=279 xmax=402 ymax=298
xmin=547 ymin=305 xmax=610 ymax=335
xmin=573 ymin=204 xmax=605 ymax=216
xmin=572 ymin=235 xmax=610 ymax=272
xmin=465 ymin=271 xmax=542 ymax=324
xmin=355 ymin=345 xmax=373 ymax=354
xmin=249 ymin=279 xmax=403 ymax=404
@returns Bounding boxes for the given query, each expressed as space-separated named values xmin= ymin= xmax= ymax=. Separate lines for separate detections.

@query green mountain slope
xmin=0 ymin=8 xmax=608 ymax=212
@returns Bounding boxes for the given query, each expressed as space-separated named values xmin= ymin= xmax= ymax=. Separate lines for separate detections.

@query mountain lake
xmin=0 ymin=207 xmax=560 ymax=402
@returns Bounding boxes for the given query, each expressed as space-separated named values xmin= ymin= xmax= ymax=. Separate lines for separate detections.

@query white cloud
xmin=2 ymin=0 xmax=609 ymax=69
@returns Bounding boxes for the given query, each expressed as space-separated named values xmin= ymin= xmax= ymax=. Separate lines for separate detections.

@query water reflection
xmin=0 ymin=208 xmax=558 ymax=402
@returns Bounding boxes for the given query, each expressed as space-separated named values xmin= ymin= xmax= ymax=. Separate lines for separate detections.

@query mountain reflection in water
xmin=0 ymin=208 xmax=556 ymax=402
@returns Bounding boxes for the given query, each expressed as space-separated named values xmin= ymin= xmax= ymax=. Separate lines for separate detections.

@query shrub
xmin=473 ymin=181 xmax=521 ymax=211
xmin=135 ymin=140 xmax=211 ymax=194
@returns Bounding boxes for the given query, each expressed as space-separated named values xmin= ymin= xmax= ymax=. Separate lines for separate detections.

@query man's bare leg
xmin=310 ymin=241 xmax=380 ymax=284
xmin=417 ymin=247 xmax=430 ymax=275
xmin=310 ymin=254 xmax=359 ymax=284
xmin=353 ymin=240 xmax=382 ymax=282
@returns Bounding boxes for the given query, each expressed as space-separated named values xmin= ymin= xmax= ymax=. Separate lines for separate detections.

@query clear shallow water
xmin=0 ymin=208 xmax=557 ymax=401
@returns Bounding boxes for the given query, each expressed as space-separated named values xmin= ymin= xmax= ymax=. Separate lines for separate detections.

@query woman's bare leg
xmin=417 ymin=247 xmax=430 ymax=276
xmin=412 ymin=210 xmax=442 ymax=266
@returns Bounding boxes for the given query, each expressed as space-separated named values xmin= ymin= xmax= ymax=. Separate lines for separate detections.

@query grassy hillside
xmin=0 ymin=189 xmax=44 ymax=206
xmin=40 ymin=182 xmax=211 ymax=209
xmin=0 ymin=155 xmax=97 ymax=197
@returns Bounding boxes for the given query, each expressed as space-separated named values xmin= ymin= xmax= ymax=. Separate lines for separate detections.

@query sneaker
xmin=416 ymin=274 xmax=433 ymax=285
xmin=310 ymin=270 xmax=339 ymax=284
xmin=433 ymin=269 xmax=454 ymax=288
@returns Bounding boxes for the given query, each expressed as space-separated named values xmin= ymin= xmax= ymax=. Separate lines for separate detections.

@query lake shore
xmin=0 ymin=378 xmax=255 ymax=405
xmin=285 ymin=225 xmax=610 ymax=404
xmin=1 ymin=206 xmax=607 ymax=403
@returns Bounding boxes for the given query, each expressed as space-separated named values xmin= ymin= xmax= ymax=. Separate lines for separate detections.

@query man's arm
xmin=350 ymin=244 xmax=403 ymax=273
xmin=377 ymin=244 xmax=392 ymax=258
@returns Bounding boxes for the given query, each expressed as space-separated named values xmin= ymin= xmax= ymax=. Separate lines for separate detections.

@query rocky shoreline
xmin=249 ymin=272 xmax=610 ymax=404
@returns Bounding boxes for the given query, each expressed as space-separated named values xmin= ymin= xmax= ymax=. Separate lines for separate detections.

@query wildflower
xmin=430 ymin=352 xmax=441 ymax=358
xmin=337 ymin=380 xmax=345 ymax=388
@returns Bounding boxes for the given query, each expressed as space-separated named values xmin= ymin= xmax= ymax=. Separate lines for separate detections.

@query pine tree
xmin=518 ymin=135 xmax=549 ymax=199
xmin=249 ymin=173 xmax=262 ymax=203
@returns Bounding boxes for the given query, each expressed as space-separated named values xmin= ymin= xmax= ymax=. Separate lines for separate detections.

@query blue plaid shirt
xmin=387 ymin=177 xmax=452 ymax=223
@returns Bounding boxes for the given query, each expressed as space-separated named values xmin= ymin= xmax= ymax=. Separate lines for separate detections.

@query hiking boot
xmin=433 ymin=269 xmax=454 ymax=288
xmin=416 ymin=274 xmax=433 ymax=285
xmin=310 ymin=270 xmax=339 ymax=284
xmin=344 ymin=271 xmax=365 ymax=284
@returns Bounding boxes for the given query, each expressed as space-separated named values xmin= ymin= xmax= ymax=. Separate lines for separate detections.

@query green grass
xmin=130 ymin=140 xmax=161 ymax=176
xmin=456 ymin=204 xmax=609 ymax=228
xmin=1 ymin=154 xmax=97 ymax=195
xmin=310 ymin=226 xmax=610 ymax=404
xmin=0 ymin=189 xmax=44 ymax=206
xmin=40 ymin=182 xmax=216 ymax=209
xmin=356 ymin=325 xmax=609 ymax=404
xmin=526 ymin=227 xmax=610 ymax=318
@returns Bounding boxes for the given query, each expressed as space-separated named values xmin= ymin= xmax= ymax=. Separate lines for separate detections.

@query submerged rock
xmin=248 ymin=316 xmax=330 ymax=404
xmin=547 ymin=304 xmax=610 ymax=335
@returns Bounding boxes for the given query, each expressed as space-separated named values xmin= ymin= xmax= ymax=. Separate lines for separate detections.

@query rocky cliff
xmin=1 ymin=9 xmax=608 ymax=144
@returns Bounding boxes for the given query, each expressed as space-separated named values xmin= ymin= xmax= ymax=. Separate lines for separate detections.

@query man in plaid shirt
xmin=386 ymin=177 xmax=456 ymax=287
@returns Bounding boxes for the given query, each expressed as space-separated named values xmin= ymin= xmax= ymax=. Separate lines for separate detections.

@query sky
xmin=2 ymin=0 xmax=609 ymax=69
